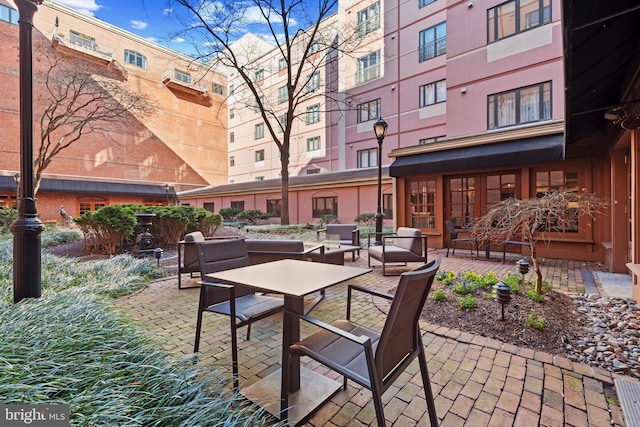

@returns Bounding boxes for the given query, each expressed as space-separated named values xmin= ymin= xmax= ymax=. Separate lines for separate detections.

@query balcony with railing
xmin=51 ymin=30 xmax=115 ymax=64
xmin=161 ymin=69 xmax=208 ymax=95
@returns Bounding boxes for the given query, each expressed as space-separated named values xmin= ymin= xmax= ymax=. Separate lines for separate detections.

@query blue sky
xmin=56 ymin=0 xmax=195 ymax=54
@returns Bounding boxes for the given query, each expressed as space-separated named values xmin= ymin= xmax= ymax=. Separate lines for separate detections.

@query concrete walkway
xmin=116 ymin=249 xmax=629 ymax=426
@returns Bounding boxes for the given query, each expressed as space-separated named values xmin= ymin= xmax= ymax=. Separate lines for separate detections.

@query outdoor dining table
xmin=206 ymin=258 xmax=372 ymax=425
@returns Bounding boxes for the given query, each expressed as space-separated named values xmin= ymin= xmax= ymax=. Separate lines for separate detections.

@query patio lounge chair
xmin=286 ymin=259 xmax=441 ymax=427
xmin=317 ymin=224 xmax=361 ymax=261
xmin=367 ymin=227 xmax=427 ymax=275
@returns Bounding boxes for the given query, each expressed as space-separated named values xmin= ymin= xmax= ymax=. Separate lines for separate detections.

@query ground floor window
xmin=313 ymin=196 xmax=337 ymax=218
xmin=0 ymin=193 xmax=17 ymax=209
xmin=266 ymin=199 xmax=281 ymax=217
xmin=230 ymin=200 xmax=245 ymax=211
xmin=535 ymin=170 xmax=579 ymax=232
xmin=78 ymin=197 xmax=107 ymax=215
xmin=383 ymin=193 xmax=393 ymax=219
xmin=486 ymin=173 xmax=517 ymax=210
xmin=143 ymin=198 xmax=166 ymax=206
xmin=409 ymin=179 xmax=436 ymax=229
xmin=449 ymin=177 xmax=476 ymax=228
xmin=203 ymin=202 xmax=215 ymax=212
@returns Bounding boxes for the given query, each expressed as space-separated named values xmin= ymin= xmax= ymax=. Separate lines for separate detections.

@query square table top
xmin=206 ymin=259 xmax=371 ymax=297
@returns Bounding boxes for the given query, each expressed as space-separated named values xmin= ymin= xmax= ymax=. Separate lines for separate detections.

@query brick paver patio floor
xmin=116 ymin=248 xmax=626 ymax=426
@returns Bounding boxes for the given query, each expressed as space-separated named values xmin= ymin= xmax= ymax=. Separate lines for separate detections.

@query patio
xmin=116 ymin=249 xmax=625 ymax=426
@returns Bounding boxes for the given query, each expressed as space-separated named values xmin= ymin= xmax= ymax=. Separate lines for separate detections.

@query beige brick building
xmin=0 ymin=0 xmax=227 ymax=220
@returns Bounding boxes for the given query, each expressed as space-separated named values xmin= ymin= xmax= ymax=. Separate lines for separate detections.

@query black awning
xmin=389 ymin=134 xmax=565 ymax=177
xmin=0 ymin=176 xmax=174 ymax=197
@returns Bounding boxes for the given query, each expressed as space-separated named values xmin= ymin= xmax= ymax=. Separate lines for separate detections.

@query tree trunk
xmin=280 ymin=152 xmax=290 ymax=225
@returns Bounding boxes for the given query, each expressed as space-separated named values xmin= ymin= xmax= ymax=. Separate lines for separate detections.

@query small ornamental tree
xmin=472 ymin=191 xmax=606 ymax=293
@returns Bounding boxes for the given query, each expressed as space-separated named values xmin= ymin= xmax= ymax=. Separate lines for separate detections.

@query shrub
xmin=432 ymin=289 xmax=447 ymax=302
xmin=237 ymin=209 xmax=270 ymax=224
xmin=0 ymin=207 xmax=17 ymax=234
xmin=41 ymin=229 xmax=81 ymax=249
xmin=320 ymin=214 xmax=339 ymax=225
xmin=74 ymin=205 xmax=137 ymax=254
xmin=354 ymin=213 xmax=375 ymax=226
xmin=457 ymin=294 xmax=477 ymax=310
xmin=219 ymin=207 xmax=241 ymax=221
xmin=501 ymin=273 xmax=522 ymax=294
xmin=525 ymin=310 xmax=547 ymax=330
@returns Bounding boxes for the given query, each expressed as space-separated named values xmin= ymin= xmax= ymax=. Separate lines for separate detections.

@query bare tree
xmin=169 ymin=0 xmax=365 ymax=224
xmin=35 ymin=57 xmax=156 ymax=194
xmin=472 ymin=191 xmax=607 ymax=293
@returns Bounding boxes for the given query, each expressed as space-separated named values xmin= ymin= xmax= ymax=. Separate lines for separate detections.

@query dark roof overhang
xmin=563 ymin=1 xmax=640 ymax=148
xmin=0 ymin=176 xmax=174 ymax=197
xmin=388 ymin=133 xmax=564 ymax=177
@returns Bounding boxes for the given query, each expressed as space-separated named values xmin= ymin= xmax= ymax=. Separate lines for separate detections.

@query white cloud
xmin=146 ymin=37 xmax=158 ymax=42
xmin=172 ymin=37 xmax=186 ymax=43
xmin=163 ymin=8 xmax=173 ymax=16
xmin=130 ymin=20 xmax=148 ymax=30
xmin=56 ymin=0 xmax=102 ymax=16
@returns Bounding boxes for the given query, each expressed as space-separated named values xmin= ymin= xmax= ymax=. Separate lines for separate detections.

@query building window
xmin=229 ymin=156 xmax=235 ymax=167
xmin=486 ymin=173 xmax=517 ymax=211
xmin=309 ymin=41 xmax=320 ymax=55
xmin=357 ymin=2 xmax=380 ymax=37
xmin=174 ymin=69 xmax=191 ymax=84
xmin=267 ymin=199 xmax=282 ymax=216
xmin=203 ymin=202 xmax=215 ymax=212
xmin=357 ymin=51 xmax=380 ymax=84
xmin=313 ymin=196 xmax=338 ymax=217
xmin=255 ymin=176 xmax=265 ymax=181
xmin=230 ymin=108 xmax=235 ymax=119
xmin=409 ymin=179 xmax=436 ymax=229
xmin=306 ymin=104 xmax=321 ymax=124
xmin=255 ymin=149 xmax=265 ymax=162
xmin=254 ymin=123 xmax=265 ymax=139
xmin=307 ymin=168 xmax=321 ymax=174
xmin=383 ymin=193 xmax=393 ymax=219
xmin=78 ymin=197 xmax=107 ymax=215
xmin=230 ymin=201 xmax=245 ymax=211
xmin=535 ymin=170 xmax=579 ymax=233
xmin=307 ymin=136 xmax=320 ymax=151
xmin=254 ymin=95 xmax=265 ymax=113
xmin=229 ymin=132 xmax=234 ymax=143
xmin=357 ymin=147 xmax=378 ymax=168
xmin=70 ymin=30 xmax=98 ymax=51
xmin=212 ymin=82 xmax=225 ymax=95
xmin=0 ymin=4 xmax=19 ymax=25
xmin=419 ymin=79 xmax=446 ymax=107
xmin=0 ymin=193 xmax=17 ymax=209
xmin=277 ymin=86 xmax=288 ymax=104
xmin=124 ymin=49 xmax=147 ymax=69
xmin=419 ymin=22 xmax=446 ymax=62
xmin=488 ymin=81 xmax=551 ymax=129
xmin=229 ymin=83 xmax=235 ymax=95
xmin=488 ymin=0 xmax=552 ymax=44
xmin=277 ymin=113 xmax=287 ymax=133
xmin=278 ymin=57 xmax=287 ymax=71
xmin=357 ymin=99 xmax=381 ymax=123
xmin=254 ymin=69 xmax=264 ymax=82
xmin=419 ymin=0 xmax=436 ymax=8
xmin=306 ymin=71 xmax=321 ymax=92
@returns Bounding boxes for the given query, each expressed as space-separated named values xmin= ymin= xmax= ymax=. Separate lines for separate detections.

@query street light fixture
xmin=13 ymin=173 xmax=20 ymax=207
xmin=164 ymin=183 xmax=170 ymax=206
xmin=373 ymin=117 xmax=388 ymax=246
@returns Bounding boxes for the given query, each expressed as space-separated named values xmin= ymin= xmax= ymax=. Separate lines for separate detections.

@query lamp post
xmin=12 ymin=173 xmax=20 ymax=208
xmin=164 ymin=183 xmax=170 ymax=206
xmin=373 ymin=117 xmax=388 ymax=246
xmin=11 ymin=0 xmax=45 ymax=303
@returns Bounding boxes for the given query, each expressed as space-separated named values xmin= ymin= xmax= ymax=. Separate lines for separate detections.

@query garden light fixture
xmin=495 ymin=281 xmax=511 ymax=321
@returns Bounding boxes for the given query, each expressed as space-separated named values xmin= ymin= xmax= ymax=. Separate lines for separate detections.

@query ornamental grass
xmin=0 ymin=231 xmax=276 ymax=426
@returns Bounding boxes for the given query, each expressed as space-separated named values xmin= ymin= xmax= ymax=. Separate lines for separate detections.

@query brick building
xmin=0 ymin=0 xmax=227 ymax=221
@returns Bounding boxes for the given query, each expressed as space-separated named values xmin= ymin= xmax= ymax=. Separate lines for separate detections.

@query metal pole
xmin=374 ymin=137 xmax=383 ymax=246
xmin=11 ymin=0 xmax=45 ymax=303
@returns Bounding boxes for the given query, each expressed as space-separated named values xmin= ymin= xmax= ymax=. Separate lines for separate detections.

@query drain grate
xmin=615 ymin=378 xmax=640 ymax=427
